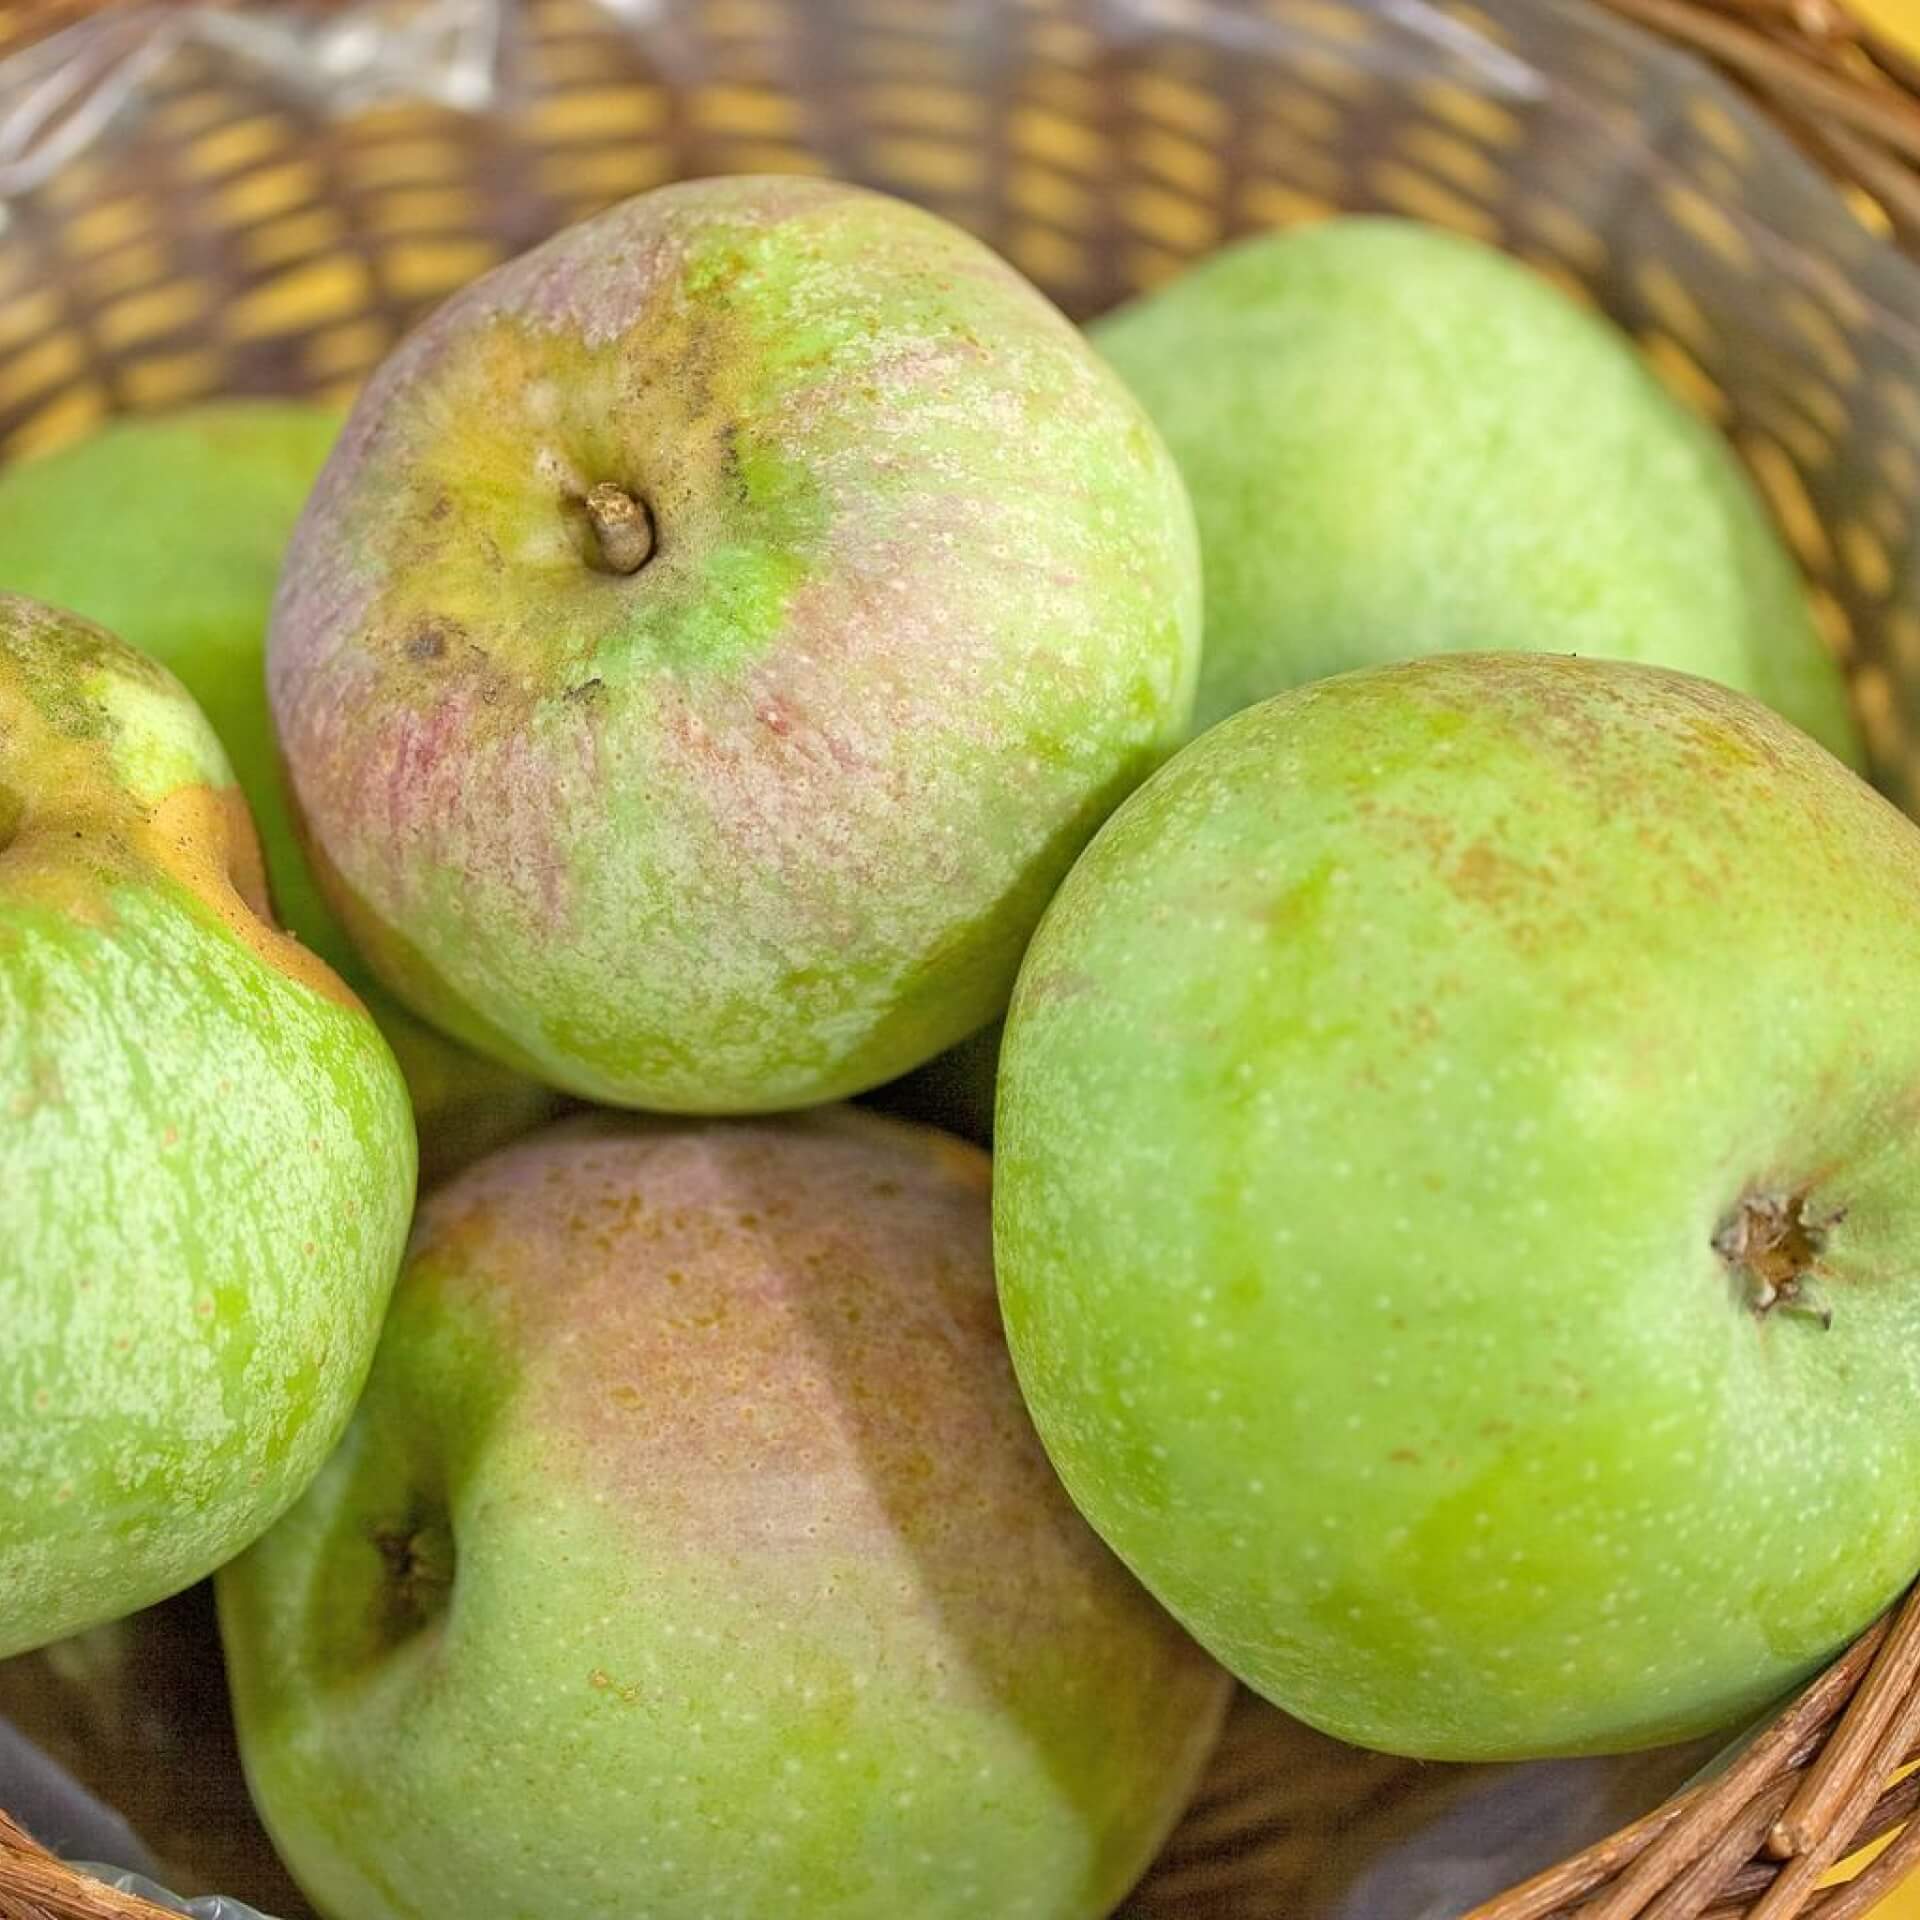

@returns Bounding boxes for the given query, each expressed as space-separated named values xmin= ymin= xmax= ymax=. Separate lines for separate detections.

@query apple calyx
xmin=583 ymin=482 xmax=656 ymax=576
xmin=372 ymin=1513 xmax=456 ymax=1638
xmin=1714 ymin=1190 xmax=1841 ymax=1328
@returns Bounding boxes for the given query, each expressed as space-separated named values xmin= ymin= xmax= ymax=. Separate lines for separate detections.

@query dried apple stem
xmin=584 ymin=482 xmax=655 ymax=575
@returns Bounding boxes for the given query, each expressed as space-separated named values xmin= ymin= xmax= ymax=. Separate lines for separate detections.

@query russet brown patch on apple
xmin=402 ymin=1116 xmax=1122 ymax=1663
xmin=141 ymin=783 xmax=360 ymax=1011
xmin=1021 ymin=966 xmax=1099 ymax=1009
xmin=1 ymin=603 xmax=359 ymax=1008
xmin=1445 ymin=841 xmax=1557 ymax=913
xmin=0 ymin=629 xmax=143 ymax=928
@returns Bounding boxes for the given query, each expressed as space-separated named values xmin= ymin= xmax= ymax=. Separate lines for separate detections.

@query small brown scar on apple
xmin=1715 ymin=1189 xmax=1844 ymax=1327
xmin=1387 ymin=1447 xmax=1421 ymax=1465
xmin=11 ymin=1055 xmax=64 ymax=1117
xmin=1023 ymin=967 xmax=1098 ymax=1008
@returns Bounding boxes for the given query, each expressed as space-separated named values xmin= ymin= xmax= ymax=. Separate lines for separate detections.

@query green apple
xmin=1094 ymin=218 xmax=1862 ymax=763
xmin=0 ymin=406 xmax=561 ymax=1181
xmin=0 ymin=592 xmax=415 ymax=1659
xmin=268 ymin=175 xmax=1200 ymax=1113
xmin=219 ymin=1110 xmax=1229 ymax=1920
xmin=994 ymin=652 xmax=1920 ymax=1761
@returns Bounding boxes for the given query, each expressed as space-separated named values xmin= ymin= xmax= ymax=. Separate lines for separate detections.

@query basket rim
xmin=4 ymin=0 xmax=1920 ymax=353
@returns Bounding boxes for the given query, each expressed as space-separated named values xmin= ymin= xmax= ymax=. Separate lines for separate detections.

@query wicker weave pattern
xmin=2 ymin=0 xmax=1918 ymax=812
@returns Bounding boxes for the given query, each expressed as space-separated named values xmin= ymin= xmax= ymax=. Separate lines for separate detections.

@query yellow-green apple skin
xmin=1094 ymin=218 xmax=1862 ymax=764
xmin=267 ymin=175 xmax=1201 ymax=1113
xmin=0 ymin=593 xmax=416 ymax=1659
xmin=0 ymin=406 xmax=560 ymax=1182
xmin=994 ymin=652 xmax=1920 ymax=1762
xmin=218 ymin=1111 xmax=1229 ymax=1920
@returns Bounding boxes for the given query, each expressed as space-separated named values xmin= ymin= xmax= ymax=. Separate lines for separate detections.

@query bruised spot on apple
xmin=995 ymin=652 xmax=1920 ymax=1761
xmin=219 ymin=1110 xmax=1228 ymax=1920
xmin=270 ymin=175 xmax=1201 ymax=1113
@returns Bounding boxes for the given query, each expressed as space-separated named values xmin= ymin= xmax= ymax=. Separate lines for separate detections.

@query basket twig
xmin=0 ymin=1810 xmax=181 ymax=1920
xmin=1589 ymin=0 xmax=1920 ymax=249
xmin=1772 ymin=1596 xmax=1920 ymax=1860
xmin=1601 ymin=0 xmax=1920 ymax=159
xmin=1639 ymin=1776 xmax=1797 ymax=1920
xmin=1467 ymin=1583 xmax=1920 ymax=1919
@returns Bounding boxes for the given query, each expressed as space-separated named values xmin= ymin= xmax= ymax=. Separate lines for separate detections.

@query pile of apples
xmin=5 ymin=175 xmax=1919 ymax=1920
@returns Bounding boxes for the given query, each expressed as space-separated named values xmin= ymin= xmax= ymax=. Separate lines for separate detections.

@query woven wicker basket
xmin=5 ymin=1 xmax=1920 ymax=1916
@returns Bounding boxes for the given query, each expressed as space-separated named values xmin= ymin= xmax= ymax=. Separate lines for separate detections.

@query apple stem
xmin=584 ymin=482 xmax=655 ymax=576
